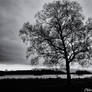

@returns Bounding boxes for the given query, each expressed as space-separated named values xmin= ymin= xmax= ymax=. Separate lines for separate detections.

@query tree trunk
xmin=66 ymin=60 xmax=71 ymax=85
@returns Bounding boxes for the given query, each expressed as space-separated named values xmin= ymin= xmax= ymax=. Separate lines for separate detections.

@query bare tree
xmin=19 ymin=0 xmax=92 ymax=84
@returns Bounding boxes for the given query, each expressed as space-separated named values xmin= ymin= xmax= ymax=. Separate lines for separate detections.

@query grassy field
xmin=0 ymin=77 xmax=92 ymax=92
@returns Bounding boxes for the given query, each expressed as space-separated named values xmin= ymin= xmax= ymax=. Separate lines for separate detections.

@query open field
xmin=0 ymin=78 xmax=92 ymax=92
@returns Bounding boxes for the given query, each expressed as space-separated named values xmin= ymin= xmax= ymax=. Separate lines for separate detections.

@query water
xmin=0 ymin=74 xmax=92 ymax=79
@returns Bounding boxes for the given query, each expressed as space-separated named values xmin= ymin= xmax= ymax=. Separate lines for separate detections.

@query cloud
xmin=0 ymin=0 xmax=25 ymax=64
xmin=0 ymin=37 xmax=26 ymax=64
xmin=0 ymin=0 xmax=44 ymax=64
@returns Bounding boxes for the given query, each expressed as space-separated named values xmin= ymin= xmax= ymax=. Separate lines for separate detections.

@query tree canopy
xmin=19 ymin=0 xmax=92 ymax=66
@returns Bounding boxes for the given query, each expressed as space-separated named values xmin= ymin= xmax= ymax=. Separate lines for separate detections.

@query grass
xmin=0 ymin=76 xmax=92 ymax=92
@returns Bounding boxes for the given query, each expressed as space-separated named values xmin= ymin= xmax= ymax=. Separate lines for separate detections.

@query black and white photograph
xmin=0 ymin=0 xmax=92 ymax=92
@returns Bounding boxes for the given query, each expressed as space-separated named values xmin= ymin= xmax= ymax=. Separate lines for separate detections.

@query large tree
xmin=19 ymin=0 xmax=92 ymax=84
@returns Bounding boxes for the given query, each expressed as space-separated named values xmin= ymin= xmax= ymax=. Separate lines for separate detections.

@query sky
xmin=0 ymin=0 xmax=92 ymax=65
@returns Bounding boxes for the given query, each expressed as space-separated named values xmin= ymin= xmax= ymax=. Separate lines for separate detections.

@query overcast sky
xmin=0 ymin=0 xmax=92 ymax=64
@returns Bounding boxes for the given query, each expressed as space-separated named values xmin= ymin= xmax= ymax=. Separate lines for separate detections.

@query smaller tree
xmin=19 ymin=0 xmax=92 ymax=84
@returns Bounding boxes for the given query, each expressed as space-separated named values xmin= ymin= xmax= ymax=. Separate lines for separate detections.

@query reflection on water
xmin=0 ymin=74 xmax=92 ymax=79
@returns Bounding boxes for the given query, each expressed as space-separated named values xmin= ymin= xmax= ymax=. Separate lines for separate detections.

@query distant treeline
xmin=0 ymin=69 xmax=66 ymax=76
xmin=0 ymin=69 xmax=91 ymax=76
xmin=75 ymin=70 xmax=92 ymax=75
